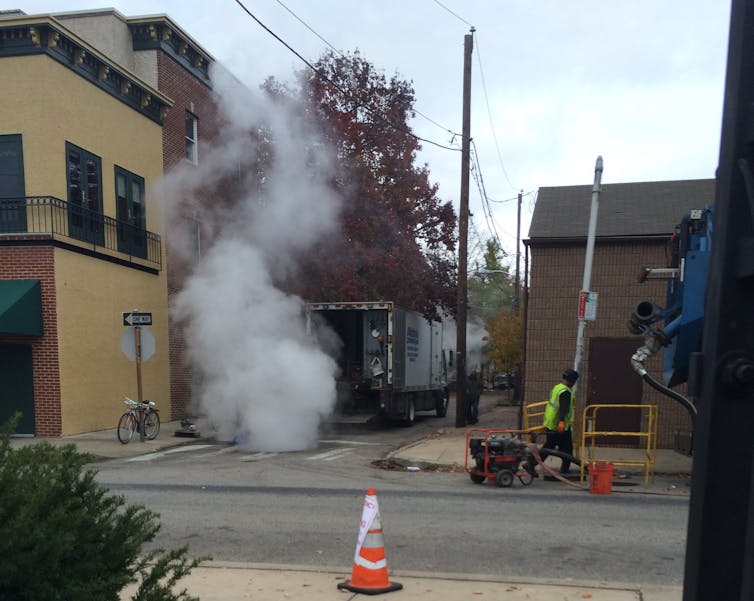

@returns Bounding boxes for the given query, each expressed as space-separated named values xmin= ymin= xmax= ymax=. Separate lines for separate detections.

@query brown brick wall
xmin=524 ymin=239 xmax=692 ymax=447
xmin=157 ymin=51 xmax=221 ymax=419
xmin=0 ymin=246 xmax=61 ymax=436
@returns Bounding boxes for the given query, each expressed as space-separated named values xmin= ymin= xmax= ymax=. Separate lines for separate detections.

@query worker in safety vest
xmin=540 ymin=368 xmax=579 ymax=475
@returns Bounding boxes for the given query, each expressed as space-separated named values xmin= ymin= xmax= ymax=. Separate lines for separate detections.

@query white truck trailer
xmin=307 ymin=301 xmax=453 ymax=425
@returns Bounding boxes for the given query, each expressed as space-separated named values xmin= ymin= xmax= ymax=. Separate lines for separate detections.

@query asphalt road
xmin=94 ymin=407 xmax=689 ymax=586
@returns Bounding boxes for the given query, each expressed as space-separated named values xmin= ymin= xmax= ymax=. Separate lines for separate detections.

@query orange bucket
xmin=589 ymin=461 xmax=614 ymax=495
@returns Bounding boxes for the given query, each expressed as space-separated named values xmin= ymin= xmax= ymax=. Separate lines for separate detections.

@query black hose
xmin=641 ymin=372 xmax=697 ymax=427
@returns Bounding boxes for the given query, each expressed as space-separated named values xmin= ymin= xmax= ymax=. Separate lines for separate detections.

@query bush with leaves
xmin=0 ymin=416 xmax=206 ymax=601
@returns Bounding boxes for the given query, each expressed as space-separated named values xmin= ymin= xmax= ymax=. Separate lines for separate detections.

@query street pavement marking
xmin=164 ymin=444 xmax=215 ymax=454
xmin=239 ymin=452 xmax=279 ymax=462
xmin=126 ymin=444 xmax=359 ymax=463
xmin=318 ymin=439 xmax=378 ymax=446
xmin=306 ymin=448 xmax=354 ymax=461
xmin=125 ymin=444 xmax=215 ymax=462
xmin=195 ymin=446 xmax=238 ymax=458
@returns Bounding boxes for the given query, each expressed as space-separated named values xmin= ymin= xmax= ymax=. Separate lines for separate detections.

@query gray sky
xmin=23 ymin=0 xmax=732 ymax=261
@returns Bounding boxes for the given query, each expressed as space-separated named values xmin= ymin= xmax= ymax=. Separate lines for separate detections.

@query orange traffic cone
xmin=338 ymin=488 xmax=403 ymax=595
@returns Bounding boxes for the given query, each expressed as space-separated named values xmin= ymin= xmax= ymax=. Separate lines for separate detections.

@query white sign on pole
xmin=578 ymin=290 xmax=598 ymax=321
xmin=120 ymin=327 xmax=156 ymax=362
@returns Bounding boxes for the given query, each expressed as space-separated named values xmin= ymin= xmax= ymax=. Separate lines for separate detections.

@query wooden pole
xmin=455 ymin=28 xmax=474 ymax=427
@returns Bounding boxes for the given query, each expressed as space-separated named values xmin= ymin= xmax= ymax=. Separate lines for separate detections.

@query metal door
xmin=0 ymin=344 xmax=35 ymax=435
xmin=587 ymin=337 xmax=643 ymax=445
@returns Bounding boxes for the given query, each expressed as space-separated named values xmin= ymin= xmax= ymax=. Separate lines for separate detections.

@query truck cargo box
xmin=307 ymin=301 xmax=453 ymax=425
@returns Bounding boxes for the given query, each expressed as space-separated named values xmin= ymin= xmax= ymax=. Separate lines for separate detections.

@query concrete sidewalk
xmin=118 ymin=561 xmax=681 ymax=601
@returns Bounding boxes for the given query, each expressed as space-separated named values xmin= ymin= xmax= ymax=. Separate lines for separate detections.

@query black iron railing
xmin=0 ymin=196 xmax=161 ymax=268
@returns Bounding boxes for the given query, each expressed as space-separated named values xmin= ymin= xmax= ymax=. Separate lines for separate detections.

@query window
xmin=185 ymin=111 xmax=198 ymax=164
xmin=0 ymin=134 xmax=27 ymax=232
xmin=115 ymin=166 xmax=147 ymax=259
xmin=189 ymin=212 xmax=201 ymax=262
xmin=66 ymin=142 xmax=103 ymax=245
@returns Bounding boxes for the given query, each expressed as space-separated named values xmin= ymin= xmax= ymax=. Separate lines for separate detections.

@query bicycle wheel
xmin=117 ymin=412 xmax=136 ymax=444
xmin=144 ymin=409 xmax=160 ymax=440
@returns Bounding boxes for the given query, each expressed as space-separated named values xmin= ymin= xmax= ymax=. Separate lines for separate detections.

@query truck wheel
xmin=435 ymin=388 xmax=449 ymax=418
xmin=403 ymin=398 xmax=416 ymax=427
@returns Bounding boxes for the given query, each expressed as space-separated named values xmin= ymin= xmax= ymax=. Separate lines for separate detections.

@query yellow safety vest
xmin=543 ymin=383 xmax=575 ymax=430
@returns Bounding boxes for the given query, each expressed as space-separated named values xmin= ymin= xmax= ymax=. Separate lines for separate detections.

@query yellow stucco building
xmin=0 ymin=13 xmax=173 ymax=434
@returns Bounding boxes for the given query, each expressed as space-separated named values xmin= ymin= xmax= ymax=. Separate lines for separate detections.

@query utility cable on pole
xmin=455 ymin=27 xmax=474 ymax=428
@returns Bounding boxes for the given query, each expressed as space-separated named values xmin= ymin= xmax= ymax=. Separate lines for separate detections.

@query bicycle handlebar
xmin=121 ymin=397 xmax=156 ymax=409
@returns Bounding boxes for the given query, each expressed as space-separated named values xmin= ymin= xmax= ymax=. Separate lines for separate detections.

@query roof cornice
xmin=0 ymin=15 xmax=173 ymax=124
xmin=128 ymin=16 xmax=212 ymax=87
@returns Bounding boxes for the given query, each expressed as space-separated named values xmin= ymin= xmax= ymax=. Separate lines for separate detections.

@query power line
xmin=432 ymin=0 xmax=474 ymax=27
xmin=470 ymin=140 xmax=506 ymax=254
xmin=272 ymin=0 xmax=341 ymax=54
xmin=473 ymin=33 xmax=519 ymax=193
xmin=233 ymin=0 xmax=460 ymax=152
xmin=274 ymin=0 xmax=460 ymax=138
xmin=488 ymin=190 xmax=536 ymax=204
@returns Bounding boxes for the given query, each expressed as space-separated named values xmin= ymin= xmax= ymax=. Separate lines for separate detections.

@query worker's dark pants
xmin=540 ymin=429 xmax=574 ymax=473
xmin=467 ymin=397 xmax=479 ymax=424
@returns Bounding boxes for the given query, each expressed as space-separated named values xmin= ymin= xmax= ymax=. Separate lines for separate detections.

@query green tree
xmin=468 ymin=239 xmax=515 ymax=321
xmin=0 ymin=416 xmax=205 ymax=601
xmin=485 ymin=309 xmax=523 ymax=374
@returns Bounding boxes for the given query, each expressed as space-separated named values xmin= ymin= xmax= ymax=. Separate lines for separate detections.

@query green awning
xmin=0 ymin=280 xmax=43 ymax=336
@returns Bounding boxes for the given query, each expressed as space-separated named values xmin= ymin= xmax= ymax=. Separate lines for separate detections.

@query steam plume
xmin=165 ymin=66 xmax=342 ymax=451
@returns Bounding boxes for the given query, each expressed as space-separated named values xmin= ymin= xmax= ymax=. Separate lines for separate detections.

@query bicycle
xmin=117 ymin=397 xmax=160 ymax=444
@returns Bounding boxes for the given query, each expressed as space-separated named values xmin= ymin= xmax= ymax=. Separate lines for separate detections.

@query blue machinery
xmin=628 ymin=207 xmax=714 ymax=432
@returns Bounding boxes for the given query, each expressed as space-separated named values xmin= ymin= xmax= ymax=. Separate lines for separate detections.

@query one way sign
xmin=122 ymin=311 xmax=153 ymax=326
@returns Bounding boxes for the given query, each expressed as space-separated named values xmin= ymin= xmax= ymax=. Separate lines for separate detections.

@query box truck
xmin=307 ymin=301 xmax=454 ymax=425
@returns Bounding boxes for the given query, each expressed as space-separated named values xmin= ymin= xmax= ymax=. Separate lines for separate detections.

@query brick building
xmin=523 ymin=178 xmax=716 ymax=448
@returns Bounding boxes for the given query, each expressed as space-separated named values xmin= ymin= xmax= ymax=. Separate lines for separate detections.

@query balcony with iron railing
xmin=0 ymin=196 xmax=162 ymax=271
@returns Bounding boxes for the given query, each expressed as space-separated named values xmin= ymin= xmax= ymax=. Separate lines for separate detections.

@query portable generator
xmin=465 ymin=429 xmax=537 ymax=487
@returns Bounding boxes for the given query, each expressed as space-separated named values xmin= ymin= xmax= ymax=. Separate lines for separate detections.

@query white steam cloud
xmin=164 ymin=66 xmax=342 ymax=451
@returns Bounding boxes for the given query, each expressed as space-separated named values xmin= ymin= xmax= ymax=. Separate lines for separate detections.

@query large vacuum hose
xmin=631 ymin=340 xmax=697 ymax=427
xmin=639 ymin=371 xmax=697 ymax=427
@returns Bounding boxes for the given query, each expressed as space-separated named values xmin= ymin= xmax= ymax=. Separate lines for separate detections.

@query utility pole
xmin=455 ymin=27 xmax=474 ymax=428
xmin=572 ymin=155 xmax=603 ymax=400
xmin=513 ymin=189 xmax=523 ymax=415
xmin=514 ymin=190 xmax=522 ymax=311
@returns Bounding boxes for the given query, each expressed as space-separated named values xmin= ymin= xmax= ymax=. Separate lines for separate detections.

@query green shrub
xmin=0 ymin=415 xmax=206 ymax=601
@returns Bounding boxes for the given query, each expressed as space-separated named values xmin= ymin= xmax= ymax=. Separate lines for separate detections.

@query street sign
xmin=578 ymin=290 xmax=598 ymax=321
xmin=120 ymin=327 xmax=155 ymax=362
xmin=123 ymin=311 xmax=152 ymax=326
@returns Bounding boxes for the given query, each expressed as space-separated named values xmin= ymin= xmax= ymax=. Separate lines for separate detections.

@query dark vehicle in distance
xmin=493 ymin=373 xmax=513 ymax=390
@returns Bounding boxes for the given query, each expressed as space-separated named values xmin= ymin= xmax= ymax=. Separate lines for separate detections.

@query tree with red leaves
xmin=276 ymin=50 xmax=457 ymax=320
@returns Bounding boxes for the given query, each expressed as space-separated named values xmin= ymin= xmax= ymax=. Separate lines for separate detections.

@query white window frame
xmin=185 ymin=111 xmax=198 ymax=164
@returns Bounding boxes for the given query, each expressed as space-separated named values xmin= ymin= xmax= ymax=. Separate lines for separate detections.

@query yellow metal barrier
xmin=579 ymin=404 xmax=658 ymax=486
xmin=522 ymin=401 xmax=547 ymax=436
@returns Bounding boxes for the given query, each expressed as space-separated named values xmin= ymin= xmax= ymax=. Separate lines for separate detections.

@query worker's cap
xmin=562 ymin=368 xmax=579 ymax=383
